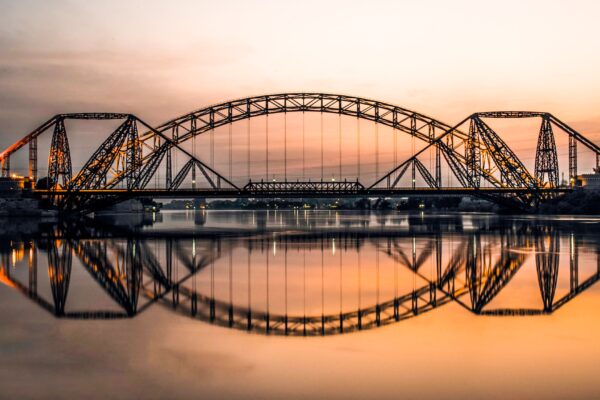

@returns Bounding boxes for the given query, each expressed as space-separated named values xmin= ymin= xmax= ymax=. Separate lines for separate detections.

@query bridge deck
xmin=31 ymin=187 xmax=572 ymax=199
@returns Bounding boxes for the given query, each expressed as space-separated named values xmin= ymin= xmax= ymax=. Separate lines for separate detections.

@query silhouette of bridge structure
xmin=0 ymin=93 xmax=598 ymax=212
xmin=1 ymin=219 xmax=598 ymax=336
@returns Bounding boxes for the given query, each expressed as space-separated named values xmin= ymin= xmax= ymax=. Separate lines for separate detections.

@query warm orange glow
xmin=0 ymin=1 xmax=599 ymax=173
xmin=0 ymin=268 xmax=16 ymax=289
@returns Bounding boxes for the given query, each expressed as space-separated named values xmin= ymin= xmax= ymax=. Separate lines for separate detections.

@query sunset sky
xmin=1 ymin=0 xmax=600 ymax=181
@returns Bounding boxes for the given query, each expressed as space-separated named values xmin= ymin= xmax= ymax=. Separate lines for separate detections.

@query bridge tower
xmin=535 ymin=116 xmax=559 ymax=188
xmin=47 ymin=118 xmax=72 ymax=189
xmin=125 ymin=116 xmax=142 ymax=190
xmin=47 ymin=239 xmax=72 ymax=316
xmin=466 ymin=118 xmax=482 ymax=188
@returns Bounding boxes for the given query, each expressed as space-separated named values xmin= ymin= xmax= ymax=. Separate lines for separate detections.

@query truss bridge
xmin=0 ymin=94 xmax=598 ymax=212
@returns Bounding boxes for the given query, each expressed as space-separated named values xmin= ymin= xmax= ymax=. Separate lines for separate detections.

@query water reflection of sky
xmin=1 ymin=211 xmax=599 ymax=399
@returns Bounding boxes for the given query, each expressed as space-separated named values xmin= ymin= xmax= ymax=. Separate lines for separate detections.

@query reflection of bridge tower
xmin=435 ymin=230 xmax=529 ymax=314
xmin=47 ymin=240 xmax=72 ymax=316
xmin=4 ymin=218 xmax=600 ymax=335
xmin=535 ymin=228 xmax=560 ymax=312
xmin=469 ymin=232 xmax=529 ymax=314
xmin=73 ymin=240 xmax=142 ymax=316
xmin=124 ymin=240 xmax=142 ymax=314
xmin=466 ymin=234 xmax=485 ymax=312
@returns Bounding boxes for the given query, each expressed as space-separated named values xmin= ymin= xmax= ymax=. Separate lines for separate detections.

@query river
xmin=1 ymin=210 xmax=599 ymax=399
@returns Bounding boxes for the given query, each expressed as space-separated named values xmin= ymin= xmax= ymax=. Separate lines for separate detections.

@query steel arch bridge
xmin=0 ymin=93 xmax=598 ymax=212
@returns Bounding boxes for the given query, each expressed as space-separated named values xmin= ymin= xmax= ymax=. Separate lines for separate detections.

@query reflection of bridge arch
xmin=168 ymin=281 xmax=444 ymax=336
xmin=3 ymin=224 xmax=600 ymax=333
xmin=163 ymin=232 xmax=525 ymax=336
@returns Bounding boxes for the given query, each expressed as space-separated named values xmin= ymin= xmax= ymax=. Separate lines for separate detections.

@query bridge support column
xmin=569 ymin=135 xmax=577 ymax=186
xmin=29 ymin=137 xmax=37 ymax=183
xmin=166 ymin=147 xmax=172 ymax=188
xmin=435 ymin=145 xmax=441 ymax=187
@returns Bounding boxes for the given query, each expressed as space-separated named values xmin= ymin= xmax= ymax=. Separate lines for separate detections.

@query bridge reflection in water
xmin=1 ymin=213 xmax=599 ymax=336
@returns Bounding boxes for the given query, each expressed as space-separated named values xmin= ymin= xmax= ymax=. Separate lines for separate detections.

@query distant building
xmin=577 ymin=170 xmax=600 ymax=190
xmin=0 ymin=176 xmax=34 ymax=194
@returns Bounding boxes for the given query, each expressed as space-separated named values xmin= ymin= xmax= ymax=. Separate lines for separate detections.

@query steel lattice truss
xmin=1 ymin=94 xmax=599 ymax=212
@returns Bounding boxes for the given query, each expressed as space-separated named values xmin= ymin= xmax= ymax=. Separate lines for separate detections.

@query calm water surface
xmin=1 ymin=210 xmax=599 ymax=399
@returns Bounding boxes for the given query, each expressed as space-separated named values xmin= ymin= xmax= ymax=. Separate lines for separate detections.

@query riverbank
xmin=538 ymin=189 xmax=600 ymax=214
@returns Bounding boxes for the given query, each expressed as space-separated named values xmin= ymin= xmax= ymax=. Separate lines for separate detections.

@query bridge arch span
xmin=129 ymin=92 xmax=503 ymax=195
xmin=143 ymin=93 xmax=468 ymax=145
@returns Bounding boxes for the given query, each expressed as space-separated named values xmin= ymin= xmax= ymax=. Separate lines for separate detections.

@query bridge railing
xmin=243 ymin=180 xmax=365 ymax=194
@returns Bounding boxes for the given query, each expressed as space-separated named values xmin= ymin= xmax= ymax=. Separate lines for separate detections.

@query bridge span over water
xmin=0 ymin=93 xmax=598 ymax=212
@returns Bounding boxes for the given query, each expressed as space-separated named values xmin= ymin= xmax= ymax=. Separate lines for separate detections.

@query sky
xmin=1 ymin=0 xmax=600 ymax=181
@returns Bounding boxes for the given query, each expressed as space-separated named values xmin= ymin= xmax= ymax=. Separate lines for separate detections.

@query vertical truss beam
xmin=430 ymin=125 xmax=441 ymax=187
xmin=191 ymin=117 xmax=197 ymax=189
xmin=166 ymin=147 xmax=172 ymax=188
xmin=569 ymin=135 xmax=577 ymax=186
xmin=1 ymin=155 xmax=9 ymax=178
xmin=126 ymin=119 xmax=141 ymax=189
xmin=466 ymin=119 xmax=481 ymax=188
xmin=29 ymin=137 xmax=37 ymax=182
